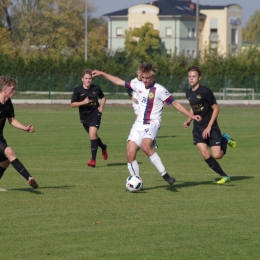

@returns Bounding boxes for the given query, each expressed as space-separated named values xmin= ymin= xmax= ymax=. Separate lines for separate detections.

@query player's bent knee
xmin=4 ymin=147 xmax=16 ymax=158
xmin=212 ymin=153 xmax=223 ymax=159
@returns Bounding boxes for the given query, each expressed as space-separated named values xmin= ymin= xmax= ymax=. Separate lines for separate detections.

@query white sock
xmin=149 ymin=152 xmax=166 ymax=176
xmin=127 ymin=160 xmax=140 ymax=177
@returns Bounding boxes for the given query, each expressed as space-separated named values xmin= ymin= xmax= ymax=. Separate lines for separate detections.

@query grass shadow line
xmin=11 ymin=185 xmax=75 ymax=194
xmin=101 ymin=162 xmax=143 ymax=167
xmin=156 ymin=135 xmax=177 ymax=139
xmin=144 ymin=175 xmax=254 ymax=192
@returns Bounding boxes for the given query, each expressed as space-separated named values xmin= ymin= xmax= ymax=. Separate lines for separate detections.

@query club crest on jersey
xmin=148 ymin=92 xmax=154 ymax=99
xmin=197 ymin=95 xmax=201 ymax=99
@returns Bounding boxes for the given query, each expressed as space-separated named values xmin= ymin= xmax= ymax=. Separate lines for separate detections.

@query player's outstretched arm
xmin=92 ymin=70 xmax=125 ymax=87
xmin=171 ymin=100 xmax=201 ymax=122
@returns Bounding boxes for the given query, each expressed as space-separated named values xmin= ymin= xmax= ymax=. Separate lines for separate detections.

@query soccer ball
xmin=125 ymin=175 xmax=143 ymax=192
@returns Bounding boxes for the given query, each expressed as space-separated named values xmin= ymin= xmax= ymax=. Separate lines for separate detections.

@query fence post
xmin=255 ymin=75 xmax=258 ymax=98
xmin=48 ymin=74 xmax=51 ymax=99
xmin=16 ymin=76 xmax=19 ymax=92
xmin=26 ymin=75 xmax=28 ymax=92
xmin=223 ymin=75 xmax=226 ymax=100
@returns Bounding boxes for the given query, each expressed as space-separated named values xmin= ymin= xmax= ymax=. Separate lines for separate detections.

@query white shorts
xmin=127 ymin=120 xmax=160 ymax=148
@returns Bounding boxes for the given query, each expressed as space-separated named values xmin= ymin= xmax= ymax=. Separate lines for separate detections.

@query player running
xmin=184 ymin=65 xmax=236 ymax=184
xmin=0 ymin=75 xmax=38 ymax=191
xmin=92 ymin=63 xmax=201 ymax=186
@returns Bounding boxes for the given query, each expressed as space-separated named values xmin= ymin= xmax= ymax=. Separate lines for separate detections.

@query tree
xmin=0 ymin=0 xmax=16 ymax=55
xmin=9 ymin=0 xmax=97 ymax=58
xmin=124 ymin=22 xmax=162 ymax=62
xmin=87 ymin=17 xmax=107 ymax=59
xmin=0 ymin=27 xmax=15 ymax=55
xmin=0 ymin=0 xmax=12 ymax=31
xmin=243 ymin=9 xmax=260 ymax=43
xmin=11 ymin=0 xmax=84 ymax=57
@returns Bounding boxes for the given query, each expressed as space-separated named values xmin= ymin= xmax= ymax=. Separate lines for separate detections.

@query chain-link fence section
xmin=13 ymin=74 xmax=259 ymax=100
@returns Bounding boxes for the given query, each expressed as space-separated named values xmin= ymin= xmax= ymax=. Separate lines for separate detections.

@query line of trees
xmin=0 ymin=1 xmax=259 ymax=93
xmin=0 ymin=0 xmax=108 ymax=58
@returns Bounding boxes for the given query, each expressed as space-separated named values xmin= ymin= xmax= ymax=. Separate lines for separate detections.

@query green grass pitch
xmin=0 ymin=104 xmax=259 ymax=260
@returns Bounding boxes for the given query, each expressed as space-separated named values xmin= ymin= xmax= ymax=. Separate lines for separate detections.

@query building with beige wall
xmin=200 ymin=4 xmax=242 ymax=55
xmin=104 ymin=0 xmax=242 ymax=57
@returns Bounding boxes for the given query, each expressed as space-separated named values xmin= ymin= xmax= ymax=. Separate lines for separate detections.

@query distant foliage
xmin=0 ymin=1 xmax=259 ymax=93
xmin=243 ymin=10 xmax=260 ymax=43
xmin=0 ymin=48 xmax=259 ymax=94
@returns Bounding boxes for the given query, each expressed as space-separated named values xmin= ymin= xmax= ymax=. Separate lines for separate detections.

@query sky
xmin=91 ymin=0 xmax=259 ymax=27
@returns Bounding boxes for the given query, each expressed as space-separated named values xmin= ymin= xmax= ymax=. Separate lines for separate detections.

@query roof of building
xmin=103 ymin=0 xmax=235 ymax=18
xmin=199 ymin=4 xmax=240 ymax=10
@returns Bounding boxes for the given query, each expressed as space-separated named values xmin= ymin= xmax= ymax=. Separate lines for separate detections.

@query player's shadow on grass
xmin=213 ymin=175 xmax=253 ymax=183
xmin=11 ymin=185 xmax=74 ymax=194
xmin=142 ymin=184 xmax=177 ymax=192
xmin=104 ymin=162 xmax=143 ymax=167
xmin=156 ymin=135 xmax=177 ymax=139
xmin=173 ymin=176 xmax=253 ymax=189
xmin=144 ymin=176 xmax=253 ymax=192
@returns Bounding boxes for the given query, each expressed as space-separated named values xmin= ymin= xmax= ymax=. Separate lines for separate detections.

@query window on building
xmin=231 ymin=48 xmax=237 ymax=55
xmin=187 ymin=27 xmax=196 ymax=38
xmin=166 ymin=27 xmax=172 ymax=37
xmin=116 ymin=28 xmax=123 ymax=36
xmin=231 ymin=28 xmax=237 ymax=44
xmin=192 ymin=28 xmax=196 ymax=38
xmin=210 ymin=29 xmax=218 ymax=42
xmin=166 ymin=49 xmax=172 ymax=55
xmin=187 ymin=28 xmax=192 ymax=38
xmin=186 ymin=49 xmax=196 ymax=58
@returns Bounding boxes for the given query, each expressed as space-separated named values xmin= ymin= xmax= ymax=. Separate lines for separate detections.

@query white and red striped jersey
xmin=125 ymin=81 xmax=174 ymax=124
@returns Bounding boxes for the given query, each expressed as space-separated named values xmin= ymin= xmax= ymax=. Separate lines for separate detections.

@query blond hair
xmin=0 ymin=76 xmax=16 ymax=91
xmin=138 ymin=63 xmax=157 ymax=77
xmin=81 ymin=69 xmax=93 ymax=78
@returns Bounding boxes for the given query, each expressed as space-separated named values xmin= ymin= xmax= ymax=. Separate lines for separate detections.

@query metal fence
xmin=13 ymin=74 xmax=259 ymax=100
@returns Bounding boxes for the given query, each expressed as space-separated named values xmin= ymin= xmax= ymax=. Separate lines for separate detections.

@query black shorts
xmin=82 ymin=111 xmax=102 ymax=132
xmin=0 ymin=139 xmax=8 ymax=162
xmin=192 ymin=123 xmax=222 ymax=147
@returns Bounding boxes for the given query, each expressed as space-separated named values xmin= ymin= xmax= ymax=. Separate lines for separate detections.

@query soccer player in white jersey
xmin=126 ymin=69 xmax=142 ymax=116
xmin=127 ymin=68 xmax=158 ymax=148
xmin=92 ymin=63 xmax=201 ymax=186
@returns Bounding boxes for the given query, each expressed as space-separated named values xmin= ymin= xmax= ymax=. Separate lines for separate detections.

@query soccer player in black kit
xmin=71 ymin=69 xmax=107 ymax=167
xmin=184 ymin=66 xmax=236 ymax=184
xmin=0 ymin=76 xmax=38 ymax=191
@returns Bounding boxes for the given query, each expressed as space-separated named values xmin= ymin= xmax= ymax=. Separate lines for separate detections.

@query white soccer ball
xmin=125 ymin=175 xmax=143 ymax=192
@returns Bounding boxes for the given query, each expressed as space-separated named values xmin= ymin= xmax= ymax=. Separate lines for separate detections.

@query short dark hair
xmin=188 ymin=65 xmax=201 ymax=76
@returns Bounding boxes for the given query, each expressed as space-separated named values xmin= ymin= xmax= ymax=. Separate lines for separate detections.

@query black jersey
xmin=186 ymin=85 xmax=217 ymax=127
xmin=0 ymin=99 xmax=15 ymax=139
xmin=71 ymin=84 xmax=105 ymax=123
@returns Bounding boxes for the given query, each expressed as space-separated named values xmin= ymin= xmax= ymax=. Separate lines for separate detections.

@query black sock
xmin=11 ymin=158 xmax=31 ymax=180
xmin=91 ymin=139 xmax=98 ymax=160
xmin=0 ymin=166 xmax=7 ymax=179
xmin=98 ymin=137 xmax=106 ymax=150
xmin=205 ymin=156 xmax=227 ymax=177
xmin=221 ymin=136 xmax=227 ymax=155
